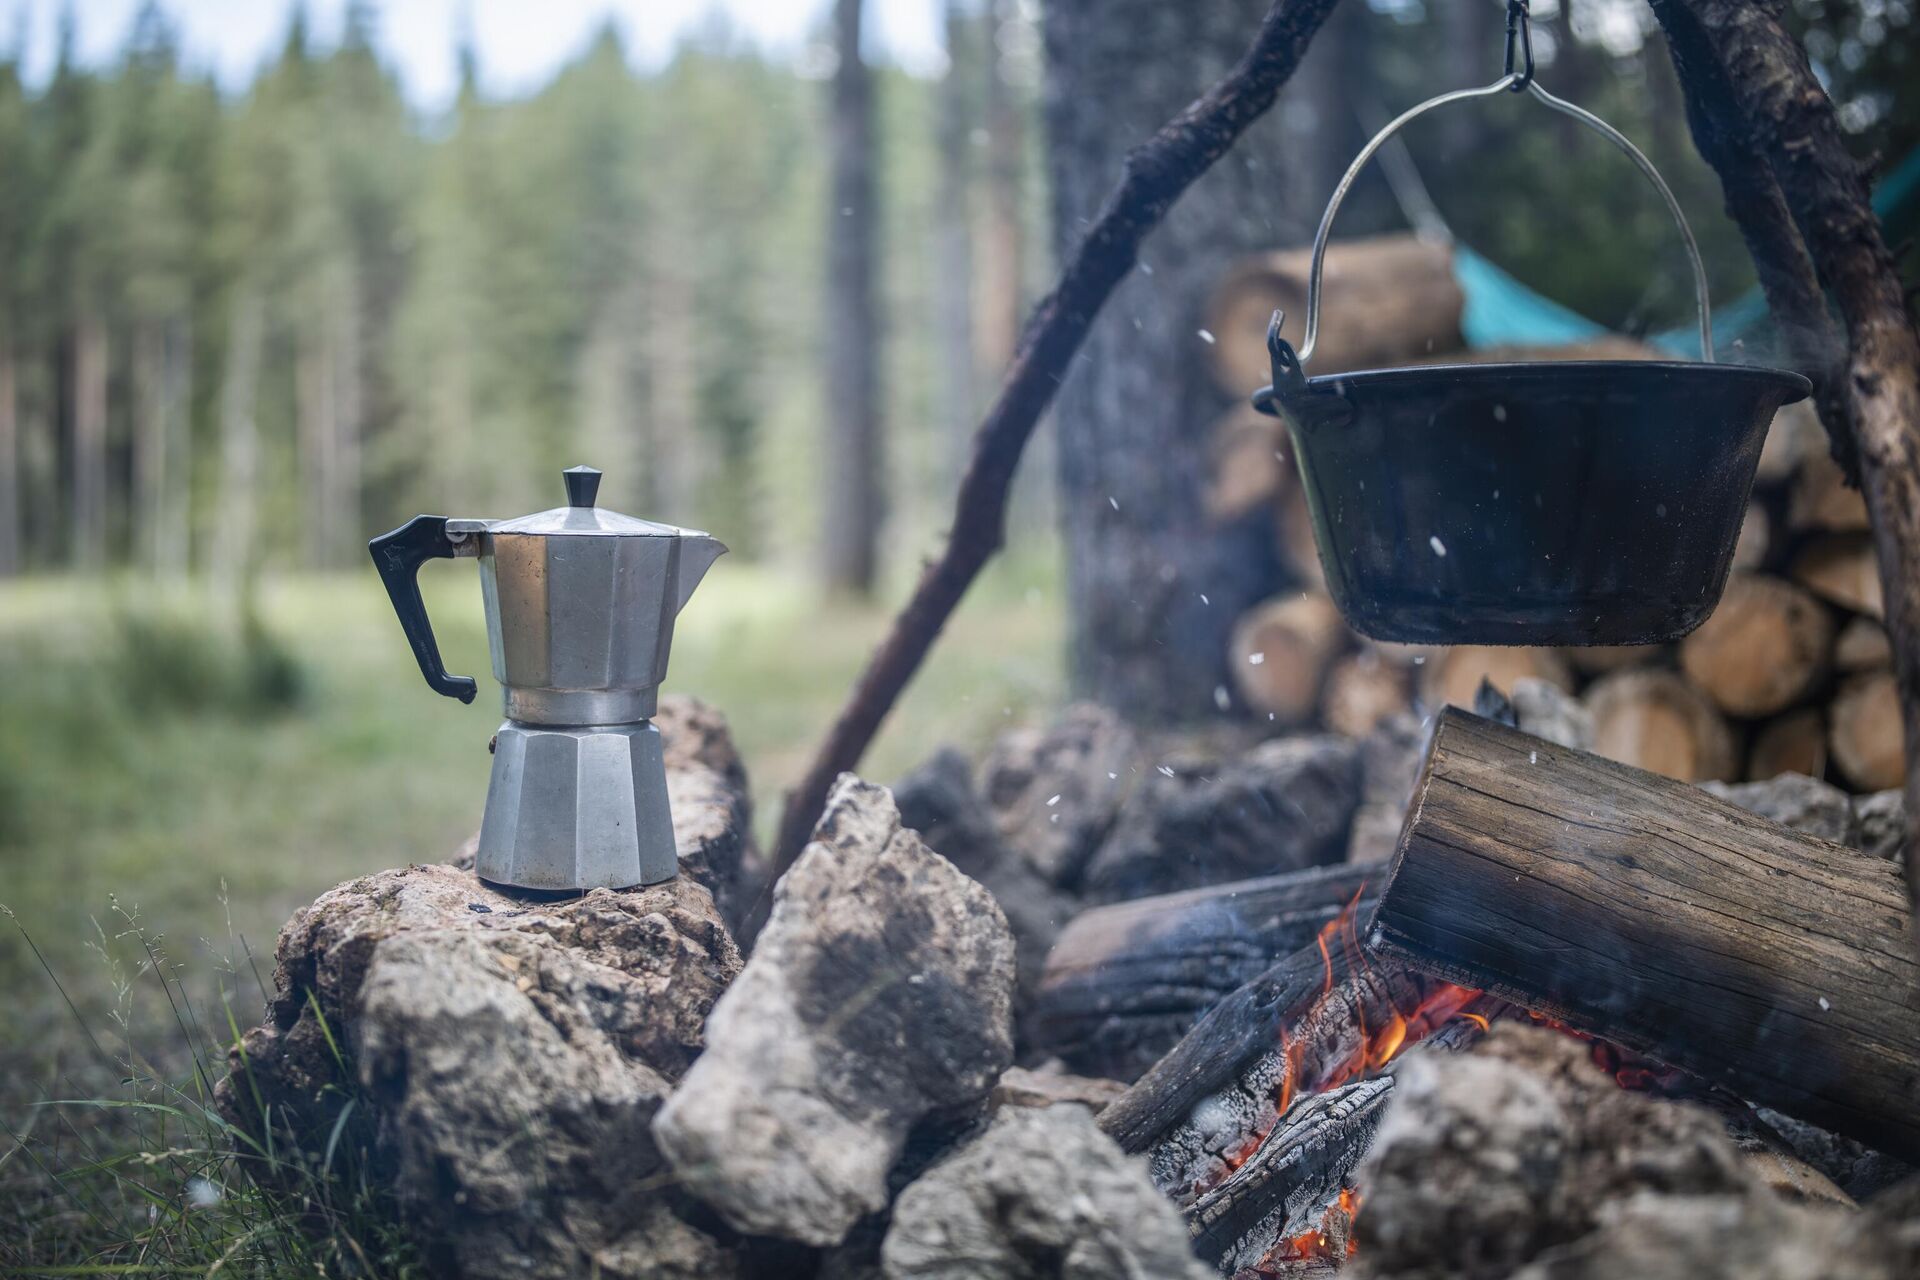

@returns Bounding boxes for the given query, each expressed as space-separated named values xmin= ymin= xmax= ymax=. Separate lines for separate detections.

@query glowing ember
xmin=1261 ymin=1186 xmax=1363 ymax=1268
xmin=1525 ymin=1010 xmax=1690 ymax=1093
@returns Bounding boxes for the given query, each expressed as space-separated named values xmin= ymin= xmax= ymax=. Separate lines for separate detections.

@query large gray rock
xmin=654 ymin=774 xmax=1017 ymax=1247
xmin=979 ymin=703 xmax=1142 ymax=890
xmin=1855 ymin=789 xmax=1906 ymax=866
xmin=220 ymin=864 xmax=744 ymax=1279
xmin=1080 ymin=734 xmax=1360 ymax=902
xmin=216 ymin=701 xmax=760 ymax=1279
xmin=1703 ymin=772 xmax=1858 ymax=847
xmin=893 ymin=748 xmax=1076 ymax=1015
xmin=1351 ymin=1024 xmax=1911 ymax=1280
xmin=655 ymin=694 xmax=763 ymax=926
xmin=880 ymin=1104 xmax=1212 ymax=1280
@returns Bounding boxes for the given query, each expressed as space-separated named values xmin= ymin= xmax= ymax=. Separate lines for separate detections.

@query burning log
xmin=1678 ymin=573 xmax=1834 ymax=718
xmin=1584 ymin=667 xmax=1737 ymax=782
xmin=1205 ymin=235 xmax=1465 ymax=391
xmin=1370 ymin=708 xmax=1920 ymax=1161
xmin=1031 ymin=863 xmax=1376 ymax=1078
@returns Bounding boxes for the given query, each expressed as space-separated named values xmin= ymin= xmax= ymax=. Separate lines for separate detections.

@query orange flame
xmin=1265 ymin=1185 xmax=1363 ymax=1265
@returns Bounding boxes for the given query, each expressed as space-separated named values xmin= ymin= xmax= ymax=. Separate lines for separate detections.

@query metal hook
xmin=1504 ymin=0 xmax=1535 ymax=92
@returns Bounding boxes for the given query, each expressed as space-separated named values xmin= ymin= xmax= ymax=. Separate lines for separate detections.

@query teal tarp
xmin=1455 ymin=146 xmax=1920 ymax=358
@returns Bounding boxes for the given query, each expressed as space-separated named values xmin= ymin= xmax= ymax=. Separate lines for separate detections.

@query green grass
xmin=0 ymin=550 xmax=1063 ymax=1269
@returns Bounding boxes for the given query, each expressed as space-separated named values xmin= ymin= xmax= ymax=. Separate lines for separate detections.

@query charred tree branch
xmin=765 ymin=0 xmax=1345 ymax=903
xmin=1649 ymin=0 xmax=1920 ymax=928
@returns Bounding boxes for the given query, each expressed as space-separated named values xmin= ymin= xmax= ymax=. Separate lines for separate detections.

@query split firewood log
xmin=1753 ymin=399 xmax=1825 ymax=486
xmin=1788 ymin=448 xmax=1871 ymax=533
xmin=1835 ymin=616 xmax=1892 ymax=672
xmin=1564 ymin=643 xmax=1661 ymax=675
xmin=1748 ymin=707 xmax=1828 ymax=781
xmin=1678 ymin=574 xmax=1834 ymax=718
xmin=1371 ymin=708 xmax=1920 ymax=1162
xmin=1205 ymin=404 xmax=1288 ymax=523
xmin=1421 ymin=645 xmax=1572 ymax=713
xmin=1320 ymin=649 xmax=1413 ymax=739
xmin=1790 ymin=533 xmax=1884 ymax=618
xmin=1830 ymin=670 xmax=1904 ymax=792
xmin=1733 ymin=501 xmax=1772 ymax=570
xmin=1272 ymin=455 xmax=1324 ymax=592
xmin=1585 ymin=667 xmax=1738 ymax=783
xmin=1228 ymin=593 xmax=1347 ymax=724
xmin=1206 ymin=234 xmax=1464 ymax=391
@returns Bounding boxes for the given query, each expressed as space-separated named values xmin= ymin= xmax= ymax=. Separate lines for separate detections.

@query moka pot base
xmin=474 ymin=718 xmax=679 ymax=892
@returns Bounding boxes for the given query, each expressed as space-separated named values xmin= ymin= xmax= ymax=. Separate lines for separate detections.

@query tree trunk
xmin=212 ymin=289 xmax=264 ymax=608
xmin=132 ymin=321 xmax=164 ymax=572
xmin=296 ymin=318 xmax=330 ymax=568
xmin=1650 ymin=0 xmax=1920 ymax=924
xmin=975 ymin=0 xmax=1024 ymax=383
xmin=157 ymin=315 xmax=192 ymax=576
xmin=0 ymin=335 xmax=19 ymax=577
xmin=1043 ymin=0 xmax=1298 ymax=720
xmin=70 ymin=307 xmax=107 ymax=570
xmin=822 ymin=0 xmax=884 ymax=595
xmin=330 ymin=268 xmax=363 ymax=568
xmin=934 ymin=0 xmax=977 ymax=479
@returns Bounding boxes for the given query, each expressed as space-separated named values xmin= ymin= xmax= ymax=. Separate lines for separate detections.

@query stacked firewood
xmin=1207 ymin=236 xmax=1899 ymax=795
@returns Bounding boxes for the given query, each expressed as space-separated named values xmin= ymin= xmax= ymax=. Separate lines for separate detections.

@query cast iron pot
xmin=1253 ymin=338 xmax=1811 ymax=645
xmin=1252 ymin=67 xmax=1813 ymax=647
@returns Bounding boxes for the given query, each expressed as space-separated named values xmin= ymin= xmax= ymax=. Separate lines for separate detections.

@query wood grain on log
xmin=1371 ymin=708 xmax=1920 ymax=1161
xmin=1586 ymin=667 xmax=1738 ymax=782
xmin=1421 ymin=646 xmax=1571 ymax=713
xmin=1748 ymin=707 xmax=1827 ymax=782
xmin=1032 ymin=863 xmax=1375 ymax=1078
xmin=1791 ymin=533 xmax=1884 ymax=620
xmin=1790 ymin=449 xmax=1872 ymax=533
xmin=1230 ymin=593 xmax=1348 ymax=724
xmin=1832 ymin=671 xmax=1904 ymax=793
xmin=1321 ymin=649 xmax=1412 ymax=739
xmin=1836 ymin=617 xmax=1892 ymax=673
xmin=1207 ymin=234 xmax=1463 ymax=390
xmin=1679 ymin=574 xmax=1834 ymax=718
xmin=769 ymin=0 xmax=1345 ymax=895
xmin=1206 ymin=403 xmax=1289 ymax=523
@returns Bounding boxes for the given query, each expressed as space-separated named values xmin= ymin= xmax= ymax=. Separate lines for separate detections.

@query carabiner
xmin=1504 ymin=0 xmax=1535 ymax=92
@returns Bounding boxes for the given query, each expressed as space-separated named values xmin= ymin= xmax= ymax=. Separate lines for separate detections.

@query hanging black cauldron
xmin=1253 ymin=3 xmax=1811 ymax=647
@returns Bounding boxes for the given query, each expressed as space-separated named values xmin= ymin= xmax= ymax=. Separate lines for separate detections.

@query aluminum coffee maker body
xmin=369 ymin=466 xmax=725 ymax=892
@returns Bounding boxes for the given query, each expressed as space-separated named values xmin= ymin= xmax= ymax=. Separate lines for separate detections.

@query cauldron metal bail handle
xmin=1294 ymin=0 xmax=1714 ymax=368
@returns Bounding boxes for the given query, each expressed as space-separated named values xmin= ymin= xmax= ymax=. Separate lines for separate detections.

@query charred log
xmin=1032 ymin=863 xmax=1376 ymax=1078
xmin=1370 ymin=708 xmax=1920 ymax=1162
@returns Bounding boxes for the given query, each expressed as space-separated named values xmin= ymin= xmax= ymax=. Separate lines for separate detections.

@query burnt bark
xmin=1371 ymin=708 xmax=1920 ymax=1162
xmin=1649 ymin=0 xmax=1920 ymax=928
xmin=1043 ymin=0 xmax=1304 ymax=720
xmin=822 ymin=0 xmax=884 ymax=596
xmin=769 ymin=0 xmax=1344 ymax=895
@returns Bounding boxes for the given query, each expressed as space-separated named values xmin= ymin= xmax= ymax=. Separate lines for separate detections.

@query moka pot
xmin=369 ymin=466 xmax=725 ymax=891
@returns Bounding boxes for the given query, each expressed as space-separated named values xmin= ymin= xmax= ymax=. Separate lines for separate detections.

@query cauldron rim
xmin=1252 ymin=359 xmax=1812 ymax=417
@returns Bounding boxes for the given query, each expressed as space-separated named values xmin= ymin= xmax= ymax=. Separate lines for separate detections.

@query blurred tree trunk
xmin=934 ymin=0 xmax=978 ymax=477
xmin=133 ymin=320 xmax=164 ymax=571
xmin=644 ymin=216 xmax=697 ymax=525
xmin=332 ymin=269 xmax=363 ymax=565
xmin=1042 ymin=0 xmax=1292 ymax=721
xmin=212 ymin=289 xmax=263 ymax=606
xmin=296 ymin=316 xmax=331 ymax=567
xmin=975 ymin=0 xmax=1025 ymax=383
xmin=0 ymin=335 xmax=17 ymax=576
xmin=157 ymin=314 xmax=191 ymax=576
xmin=133 ymin=316 xmax=192 ymax=575
xmin=70 ymin=307 xmax=106 ymax=569
xmin=822 ymin=0 xmax=883 ymax=595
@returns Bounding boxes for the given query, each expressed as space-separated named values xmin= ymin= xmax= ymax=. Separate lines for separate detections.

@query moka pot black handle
xmin=368 ymin=514 xmax=478 ymax=704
